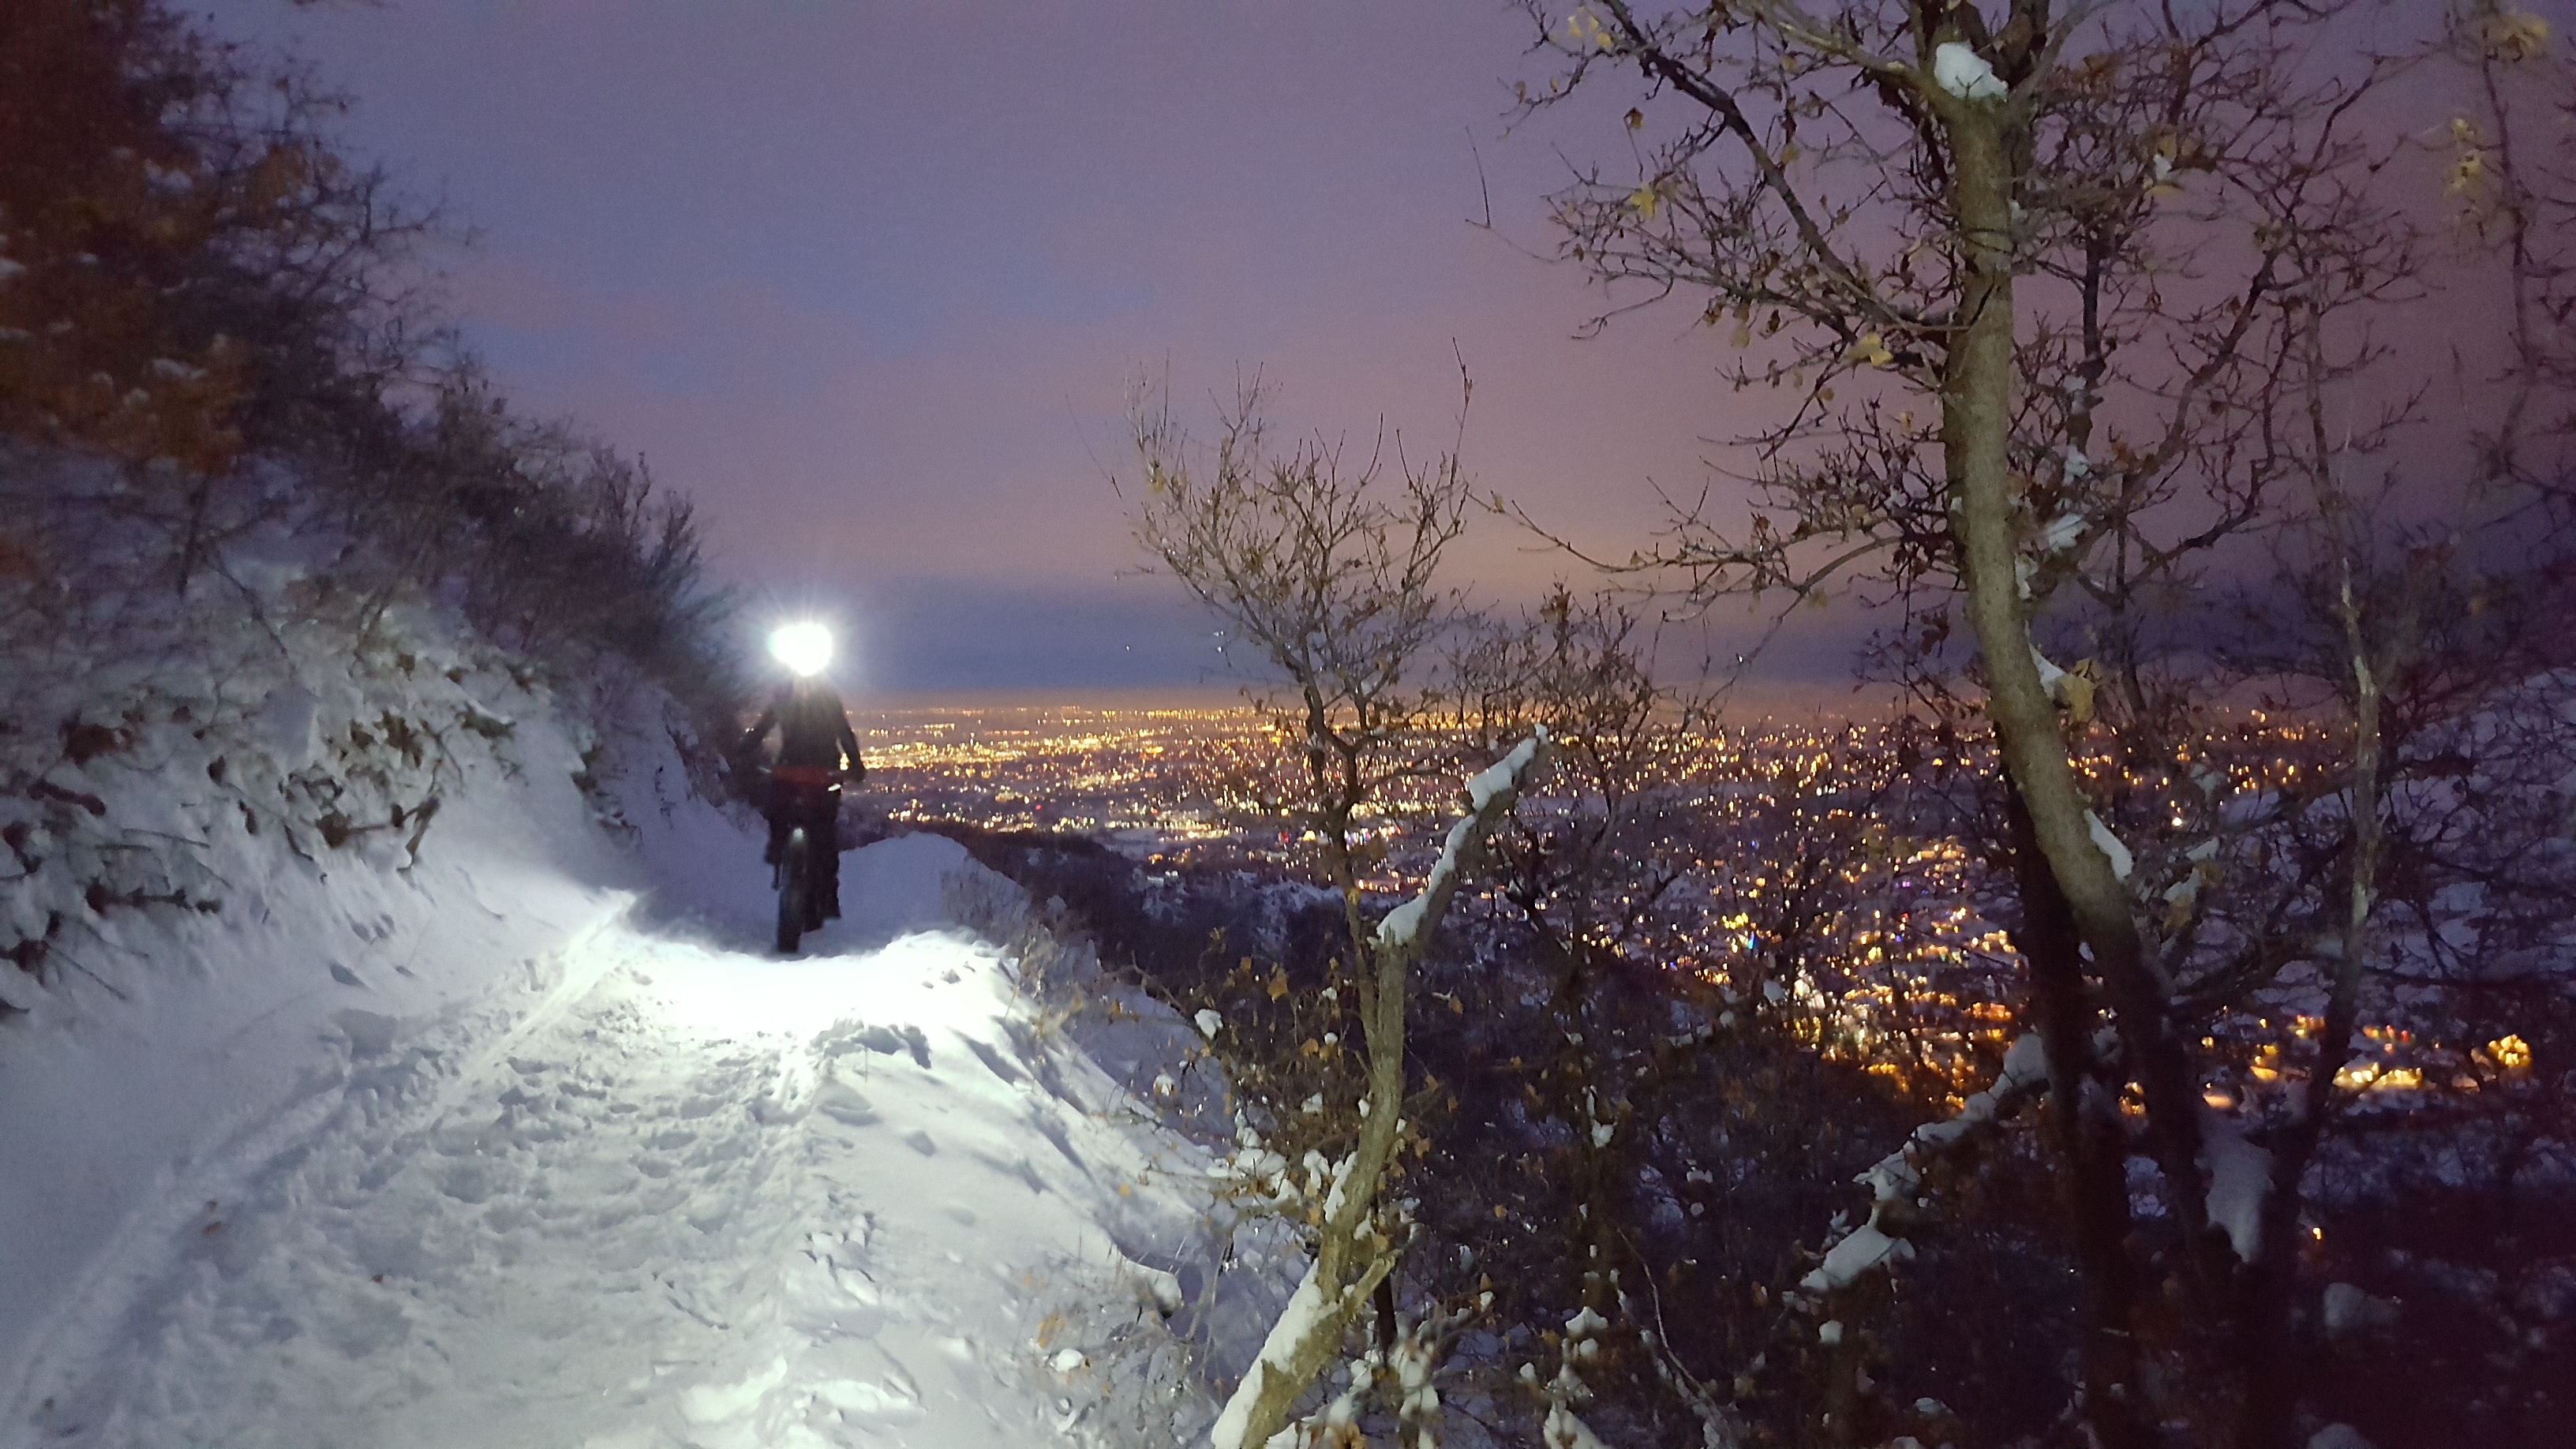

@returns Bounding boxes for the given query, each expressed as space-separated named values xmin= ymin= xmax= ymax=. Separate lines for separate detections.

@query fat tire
xmin=777 ymin=828 xmax=809 ymax=954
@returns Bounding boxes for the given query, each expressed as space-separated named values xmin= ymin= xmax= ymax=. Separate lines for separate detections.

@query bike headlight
xmin=767 ymin=621 xmax=833 ymax=677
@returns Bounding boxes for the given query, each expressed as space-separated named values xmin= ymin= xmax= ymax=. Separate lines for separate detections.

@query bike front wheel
xmin=776 ymin=827 xmax=810 ymax=954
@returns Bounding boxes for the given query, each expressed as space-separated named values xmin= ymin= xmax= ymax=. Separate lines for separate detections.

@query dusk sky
xmin=196 ymin=0 xmax=1869 ymax=702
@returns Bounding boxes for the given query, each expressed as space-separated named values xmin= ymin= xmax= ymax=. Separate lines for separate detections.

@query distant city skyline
xmin=199 ymin=0 xmax=1873 ymax=703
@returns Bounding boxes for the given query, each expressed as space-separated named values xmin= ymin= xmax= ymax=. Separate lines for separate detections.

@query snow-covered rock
xmin=2323 ymin=1281 xmax=2401 ymax=1339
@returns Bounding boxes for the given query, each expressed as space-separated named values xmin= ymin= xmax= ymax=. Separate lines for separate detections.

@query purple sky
xmin=196 ymin=0 xmax=1862 ymax=702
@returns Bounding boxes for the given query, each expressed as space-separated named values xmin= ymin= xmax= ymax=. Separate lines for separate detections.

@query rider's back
xmin=770 ymin=683 xmax=856 ymax=770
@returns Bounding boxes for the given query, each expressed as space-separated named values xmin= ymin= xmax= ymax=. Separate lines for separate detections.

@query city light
xmin=846 ymin=703 xmax=2529 ymax=1118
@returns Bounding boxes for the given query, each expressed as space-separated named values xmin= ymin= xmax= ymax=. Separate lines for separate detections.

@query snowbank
xmin=0 ymin=627 xmax=642 ymax=1393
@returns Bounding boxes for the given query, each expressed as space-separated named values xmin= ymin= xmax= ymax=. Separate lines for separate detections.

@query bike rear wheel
xmin=776 ymin=828 xmax=809 ymax=953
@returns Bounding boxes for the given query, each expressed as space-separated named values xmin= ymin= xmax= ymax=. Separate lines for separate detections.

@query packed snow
xmin=2 ymin=713 xmax=1260 ymax=1446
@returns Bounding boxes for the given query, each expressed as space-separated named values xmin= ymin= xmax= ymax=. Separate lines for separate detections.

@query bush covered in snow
xmin=0 ymin=447 xmax=718 ymax=1017
xmin=1 ymin=1 xmax=738 ymax=1020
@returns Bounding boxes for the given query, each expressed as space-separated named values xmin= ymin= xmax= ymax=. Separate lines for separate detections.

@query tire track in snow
xmin=3 ymin=891 xmax=642 ymax=1440
xmin=11 ymin=838 xmax=1226 ymax=1449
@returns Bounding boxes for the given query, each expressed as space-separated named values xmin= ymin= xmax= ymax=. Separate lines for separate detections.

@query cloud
xmin=207 ymin=0 xmax=1810 ymax=696
xmin=823 ymin=575 xmax=1237 ymax=697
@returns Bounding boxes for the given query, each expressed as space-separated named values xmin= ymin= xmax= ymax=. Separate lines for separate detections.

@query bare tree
xmin=1122 ymin=377 xmax=1550 ymax=1447
xmin=1494 ymin=2 xmax=2576 ymax=1444
xmin=0 ymin=0 xmax=444 ymax=592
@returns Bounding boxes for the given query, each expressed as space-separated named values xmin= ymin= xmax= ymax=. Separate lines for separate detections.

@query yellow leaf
xmin=1628 ymin=185 xmax=1661 ymax=220
xmin=1267 ymin=965 xmax=1290 ymax=1001
xmin=2058 ymin=662 xmax=2097 ymax=724
xmin=2482 ymin=9 xmax=2552 ymax=62
xmin=1625 ymin=107 xmax=1643 ymax=131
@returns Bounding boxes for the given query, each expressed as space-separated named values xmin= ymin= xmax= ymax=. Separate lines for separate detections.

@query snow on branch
xmin=1374 ymin=728 xmax=1550 ymax=953
xmin=1799 ymin=1034 xmax=2051 ymax=1299
xmin=2198 ymin=1107 xmax=2273 ymax=1263
xmin=1528 ymin=1306 xmax=1614 ymax=1449
xmin=2084 ymin=811 xmax=2134 ymax=882
xmin=1212 ymin=1262 xmax=1335 ymax=1449
xmin=1206 ymin=728 xmax=1550 ymax=1449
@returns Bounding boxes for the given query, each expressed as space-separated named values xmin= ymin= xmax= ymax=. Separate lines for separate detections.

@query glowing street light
xmin=768 ymin=621 xmax=833 ymax=677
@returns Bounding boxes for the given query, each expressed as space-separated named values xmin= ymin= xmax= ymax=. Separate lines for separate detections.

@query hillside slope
xmin=0 ymin=492 xmax=1262 ymax=1446
xmin=7 ymin=793 xmax=1254 ymax=1449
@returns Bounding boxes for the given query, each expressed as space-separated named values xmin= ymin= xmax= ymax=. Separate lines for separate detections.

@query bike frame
xmin=766 ymin=766 xmax=843 ymax=953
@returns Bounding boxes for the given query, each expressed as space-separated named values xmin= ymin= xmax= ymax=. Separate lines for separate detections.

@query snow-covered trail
xmin=9 ymin=836 xmax=1222 ymax=1449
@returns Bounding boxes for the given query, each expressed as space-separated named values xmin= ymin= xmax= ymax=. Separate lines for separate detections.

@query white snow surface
xmin=3 ymin=747 xmax=1236 ymax=1445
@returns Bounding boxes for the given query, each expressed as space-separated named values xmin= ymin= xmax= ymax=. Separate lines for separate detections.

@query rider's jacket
xmin=738 ymin=682 xmax=863 ymax=777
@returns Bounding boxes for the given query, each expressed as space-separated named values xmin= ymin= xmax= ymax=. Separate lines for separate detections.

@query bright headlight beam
xmin=768 ymin=621 xmax=833 ymax=677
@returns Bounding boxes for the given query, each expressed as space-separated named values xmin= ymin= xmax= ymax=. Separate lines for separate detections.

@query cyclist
xmin=735 ymin=624 xmax=864 ymax=919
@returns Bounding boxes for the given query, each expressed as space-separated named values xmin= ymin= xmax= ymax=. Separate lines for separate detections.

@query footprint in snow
xmin=964 ymin=1036 xmax=1024 ymax=1084
xmin=815 ymin=1377 xmax=920 ymax=1417
xmin=814 ymin=1076 xmax=879 ymax=1126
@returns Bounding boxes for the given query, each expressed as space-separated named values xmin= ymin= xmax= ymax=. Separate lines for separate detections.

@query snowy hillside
xmin=7 ymin=805 xmax=1266 ymax=1447
xmin=1 ymin=624 xmax=1261 ymax=1446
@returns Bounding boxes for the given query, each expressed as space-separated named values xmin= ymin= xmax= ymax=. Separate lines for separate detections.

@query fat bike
xmin=767 ymin=766 xmax=843 ymax=954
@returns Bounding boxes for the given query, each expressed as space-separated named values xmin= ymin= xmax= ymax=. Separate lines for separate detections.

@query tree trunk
xmin=2235 ymin=560 xmax=2395 ymax=1449
xmin=174 ymin=471 xmax=212 ymax=596
xmin=1937 ymin=99 xmax=2218 ymax=1297
xmin=2011 ymin=786 xmax=2151 ymax=1449
xmin=1210 ymin=736 xmax=1547 ymax=1448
